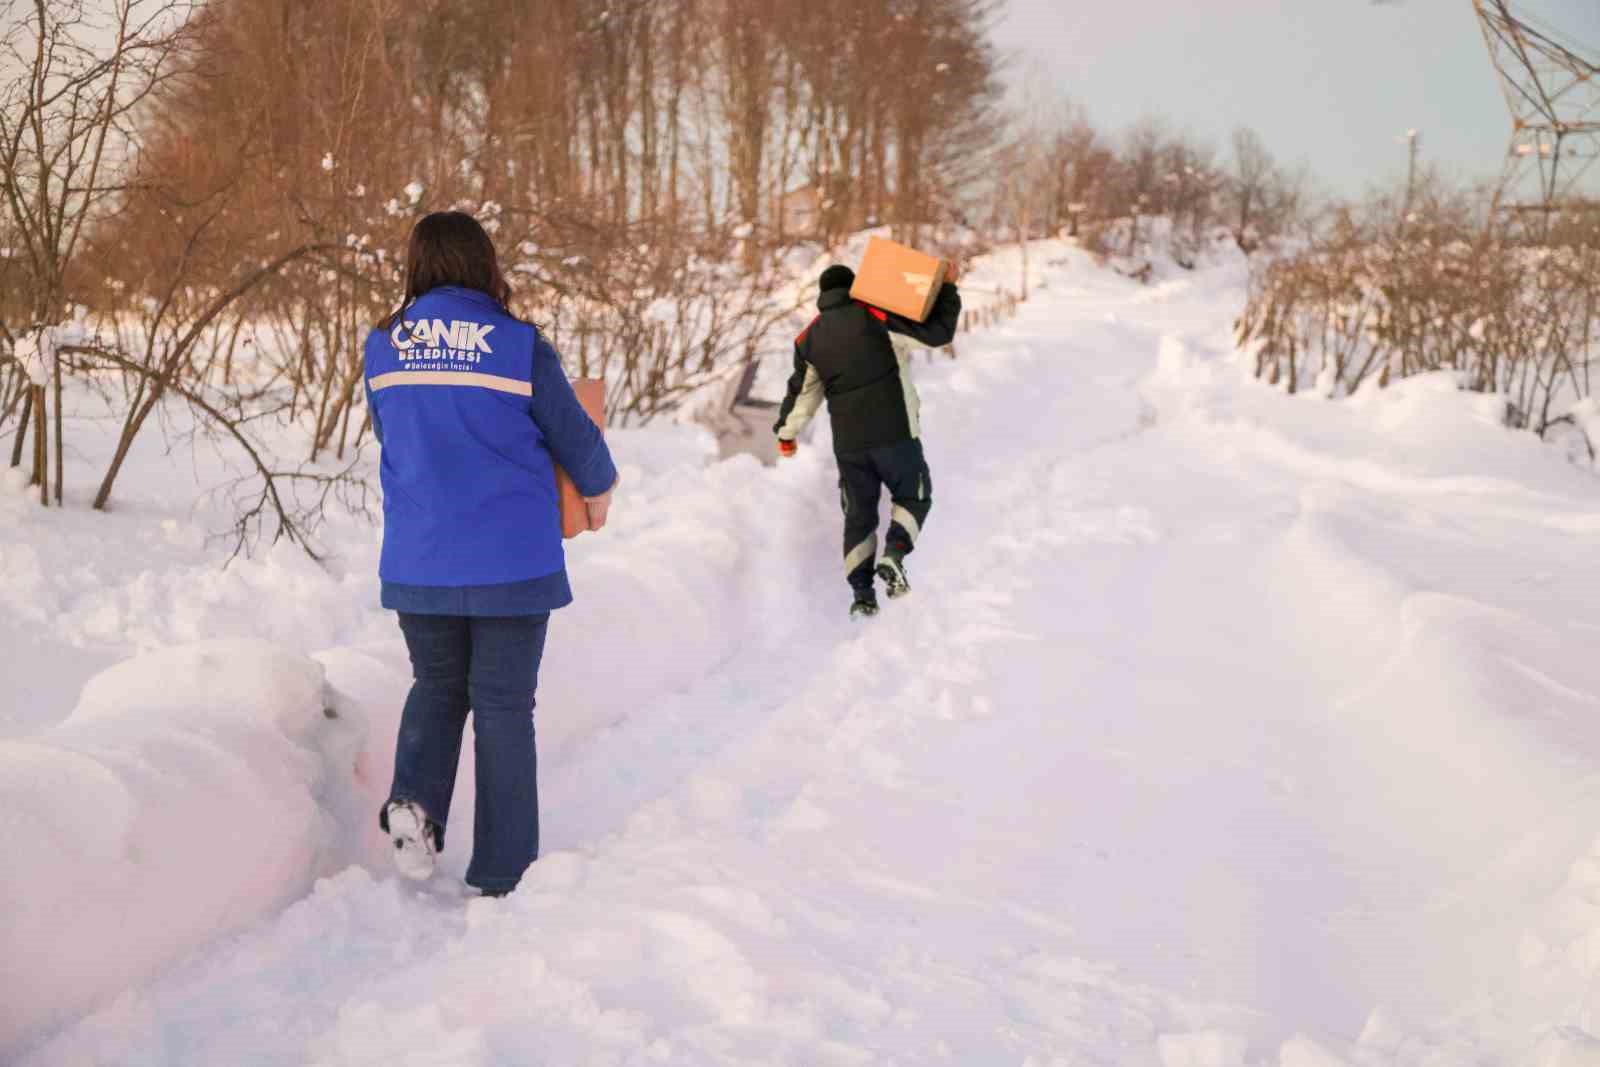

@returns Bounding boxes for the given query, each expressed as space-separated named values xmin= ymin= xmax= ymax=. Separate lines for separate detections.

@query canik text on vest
xmin=389 ymin=318 xmax=496 ymax=369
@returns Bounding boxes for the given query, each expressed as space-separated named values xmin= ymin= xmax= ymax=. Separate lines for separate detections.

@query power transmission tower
xmin=1473 ymin=0 xmax=1600 ymax=217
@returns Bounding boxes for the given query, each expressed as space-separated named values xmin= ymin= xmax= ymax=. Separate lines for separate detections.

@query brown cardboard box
xmin=849 ymin=236 xmax=950 ymax=322
xmin=556 ymin=378 xmax=607 ymax=539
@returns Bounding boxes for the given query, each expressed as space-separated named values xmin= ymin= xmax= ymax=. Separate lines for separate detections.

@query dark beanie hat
xmin=819 ymin=265 xmax=855 ymax=292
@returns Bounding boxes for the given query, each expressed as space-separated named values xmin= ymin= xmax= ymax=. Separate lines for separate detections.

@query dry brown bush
xmin=1237 ymin=182 xmax=1600 ymax=443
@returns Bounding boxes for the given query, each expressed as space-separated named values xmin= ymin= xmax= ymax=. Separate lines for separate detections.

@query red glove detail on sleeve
xmin=777 ymin=438 xmax=798 ymax=458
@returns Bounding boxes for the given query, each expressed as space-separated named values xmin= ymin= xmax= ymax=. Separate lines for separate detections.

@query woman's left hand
xmin=584 ymin=474 xmax=620 ymax=531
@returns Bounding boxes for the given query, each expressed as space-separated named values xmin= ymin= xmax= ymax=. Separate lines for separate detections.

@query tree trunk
xmin=93 ymin=392 xmax=162 ymax=511
xmin=32 ymin=385 xmax=48 ymax=505
xmin=333 ymin=357 xmax=364 ymax=461
xmin=53 ymin=348 xmax=63 ymax=503
xmin=1021 ymin=233 xmax=1029 ymax=303
xmin=8 ymin=380 xmax=31 ymax=468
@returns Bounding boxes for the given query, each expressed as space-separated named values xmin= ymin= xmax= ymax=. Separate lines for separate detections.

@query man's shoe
xmin=876 ymin=553 xmax=911 ymax=599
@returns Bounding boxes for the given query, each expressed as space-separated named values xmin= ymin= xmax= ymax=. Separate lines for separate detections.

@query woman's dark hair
xmin=383 ymin=211 xmax=512 ymax=328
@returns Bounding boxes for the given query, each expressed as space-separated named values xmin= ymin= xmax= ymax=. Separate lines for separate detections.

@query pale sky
xmin=991 ymin=0 xmax=1600 ymax=197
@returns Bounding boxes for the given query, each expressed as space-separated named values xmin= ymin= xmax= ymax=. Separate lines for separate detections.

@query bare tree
xmin=2 ymin=0 xmax=1009 ymax=558
xmin=991 ymin=63 xmax=1066 ymax=300
xmin=0 ymin=0 xmax=198 ymax=504
xmin=1226 ymin=127 xmax=1275 ymax=251
xmin=1161 ymin=135 xmax=1220 ymax=269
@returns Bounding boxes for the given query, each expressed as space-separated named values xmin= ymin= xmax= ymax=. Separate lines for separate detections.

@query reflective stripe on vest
xmin=369 ymin=370 xmax=531 ymax=398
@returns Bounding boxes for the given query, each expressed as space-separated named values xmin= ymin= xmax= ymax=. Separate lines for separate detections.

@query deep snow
xmin=7 ymin=240 xmax=1600 ymax=1065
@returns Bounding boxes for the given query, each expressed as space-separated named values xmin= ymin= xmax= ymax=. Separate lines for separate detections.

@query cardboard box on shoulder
xmin=556 ymin=378 xmax=607 ymax=539
xmin=849 ymin=236 xmax=950 ymax=322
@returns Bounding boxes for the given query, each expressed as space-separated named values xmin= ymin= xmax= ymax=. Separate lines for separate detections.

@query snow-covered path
xmin=14 ymin=245 xmax=1600 ymax=1066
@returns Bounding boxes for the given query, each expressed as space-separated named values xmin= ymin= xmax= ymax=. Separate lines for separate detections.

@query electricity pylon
xmin=1473 ymin=0 xmax=1600 ymax=215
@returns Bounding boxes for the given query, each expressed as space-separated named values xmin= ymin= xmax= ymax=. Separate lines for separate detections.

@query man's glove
xmin=777 ymin=438 xmax=798 ymax=459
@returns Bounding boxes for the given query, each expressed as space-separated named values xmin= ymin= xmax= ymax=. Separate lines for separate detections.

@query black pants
xmin=837 ymin=438 xmax=933 ymax=594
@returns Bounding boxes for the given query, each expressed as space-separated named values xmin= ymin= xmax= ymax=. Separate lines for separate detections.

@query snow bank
xmin=1141 ymin=273 xmax=1600 ymax=1064
xmin=0 ymin=641 xmax=354 ymax=1050
xmin=1278 ymin=1035 xmax=1350 ymax=1067
xmin=1158 ymin=1028 xmax=1249 ymax=1066
xmin=0 ymin=385 xmax=392 ymax=739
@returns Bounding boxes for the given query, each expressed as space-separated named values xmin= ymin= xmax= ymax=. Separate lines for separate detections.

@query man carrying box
xmin=774 ymin=258 xmax=962 ymax=619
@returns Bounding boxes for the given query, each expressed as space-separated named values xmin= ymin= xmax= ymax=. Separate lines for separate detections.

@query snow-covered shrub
xmin=1237 ymin=189 xmax=1600 ymax=444
xmin=516 ymin=232 xmax=798 ymax=428
xmin=0 ymin=641 xmax=349 ymax=1051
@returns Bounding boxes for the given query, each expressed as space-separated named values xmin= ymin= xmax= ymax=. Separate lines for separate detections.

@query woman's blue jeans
xmin=387 ymin=612 xmax=549 ymax=893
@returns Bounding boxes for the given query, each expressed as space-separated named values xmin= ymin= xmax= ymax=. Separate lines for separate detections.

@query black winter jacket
xmin=774 ymin=282 xmax=961 ymax=454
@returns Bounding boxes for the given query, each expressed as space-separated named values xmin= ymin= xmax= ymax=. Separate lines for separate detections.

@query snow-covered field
xmin=8 ymin=240 xmax=1600 ymax=1065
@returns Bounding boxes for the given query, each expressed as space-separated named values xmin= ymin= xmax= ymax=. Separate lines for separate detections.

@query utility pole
xmin=1405 ymin=130 xmax=1419 ymax=211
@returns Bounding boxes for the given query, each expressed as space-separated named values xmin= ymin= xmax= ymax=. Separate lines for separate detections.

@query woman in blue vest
xmin=364 ymin=211 xmax=618 ymax=896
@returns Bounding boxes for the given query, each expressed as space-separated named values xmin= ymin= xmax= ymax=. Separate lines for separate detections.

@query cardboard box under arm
xmin=555 ymin=378 xmax=607 ymax=539
xmin=848 ymin=236 xmax=951 ymax=322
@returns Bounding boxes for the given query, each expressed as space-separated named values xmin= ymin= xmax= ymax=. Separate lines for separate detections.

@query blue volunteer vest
xmin=364 ymin=286 xmax=566 ymax=592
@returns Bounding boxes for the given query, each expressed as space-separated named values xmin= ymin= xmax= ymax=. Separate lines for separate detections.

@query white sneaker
xmin=384 ymin=800 xmax=438 ymax=881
